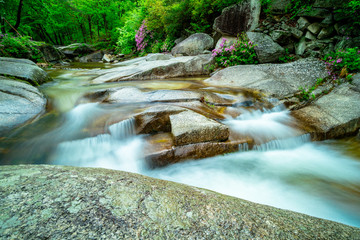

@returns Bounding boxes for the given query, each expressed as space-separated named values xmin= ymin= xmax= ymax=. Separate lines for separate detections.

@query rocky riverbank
xmin=1 ymin=165 xmax=359 ymax=239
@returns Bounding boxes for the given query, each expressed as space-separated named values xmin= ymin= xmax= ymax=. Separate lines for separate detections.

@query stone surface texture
xmin=0 ymin=165 xmax=359 ymax=240
xmin=171 ymin=33 xmax=214 ymax=56
xmin=90 ymin=54 xmax=213 ymax=84
xmin=0 ymin=57 xmax=51 ymax=85
xmin=170 ymin=110 xmax=229 ymax=146
xmin=79 ymin=51 xmax=104 ymax=63
xmin=0 ymin=77 xmax=46 ymax=134
xmin=213 ymin=0 xmax=261 ymax=35
xmin=246 ymin=32 xmax=285 ymax=63
xmin=205 ymin=58 xmax=328 ymax=99
xmin=292 ymin=77 xmax=360 ymax=140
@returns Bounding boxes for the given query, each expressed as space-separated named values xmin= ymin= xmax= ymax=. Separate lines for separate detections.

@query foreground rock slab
xmin=205 ymin=58 xmax=328 ymax=99
xmin=0 ymin=165 xmax=359 ymax=239
xmin=0 ymin=77 xmax=46 ymax=134
xmin=0 ymin=57 xmax=51 ymax=85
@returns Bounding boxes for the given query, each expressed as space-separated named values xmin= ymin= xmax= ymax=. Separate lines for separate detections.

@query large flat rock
xmin=0 ymin=77 xmax=46 ymax=134
xmin=170 ymin=110 xmax=229 ymax=146
xmin=0 ymin=165 xmax=359 ymax=239
xmin=0 ymin=57 xmax=51 ymax=85
xmin=292 ymin=82 xmax=360 ymax=140
xmin=205 ymin=58 xmax=328 ymax=99
xmin=90 ymin=54 xmax=212 ymax=84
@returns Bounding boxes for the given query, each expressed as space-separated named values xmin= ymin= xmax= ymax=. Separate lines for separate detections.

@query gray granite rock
xmin=170 ymin=110 xmax=229 ymax=146
xmin=292 ymin=83 xmax=360 ymax=140
xmin=79 ymin=51 xmax=104 ymax=63
xmin=213 ymin=0 xmax=261 ymax=35
xmin=0 ymin=58 xmax=51 ymax=85
xmin=0 ymin=77 xmax=46 ymax=134
xmin=296 ymin=36 xmax=307 ymax=55
xmin=204 ymin=58 xmax=328 ymax=99
xmin=0 ymin=165 xmax=359 ymax=239
xmin=317 ymin=26 xmax=334 ymax=40
xmin=307 ymin=22 xmax=322 ymax=35
xmin=297 ymin=17 xmax=311 ymax=31
xmin=246 ymin=32 xmax=285 ymax=63
xmin=171 ymin=33 xmax=214 ymax=56
xmin=90 ymin=54 xmax=213 ymax=84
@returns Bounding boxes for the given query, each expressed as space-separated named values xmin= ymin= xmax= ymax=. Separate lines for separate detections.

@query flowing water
xmin=1 ymin=64 xmax=360 ymax=228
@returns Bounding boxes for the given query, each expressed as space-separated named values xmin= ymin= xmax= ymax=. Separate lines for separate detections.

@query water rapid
xmin=1 ymin=67 xmax=359 ymax=228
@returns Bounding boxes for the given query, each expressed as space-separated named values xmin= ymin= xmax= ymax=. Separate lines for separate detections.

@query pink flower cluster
xmin=135 ymin=21 xmax=150 ymax=52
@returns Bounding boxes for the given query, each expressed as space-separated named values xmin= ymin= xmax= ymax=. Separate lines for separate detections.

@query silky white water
xmin=46 ymin=103 xmax=360 ymax=228
xmin=2 ymin=68 xmax=359 ymax=228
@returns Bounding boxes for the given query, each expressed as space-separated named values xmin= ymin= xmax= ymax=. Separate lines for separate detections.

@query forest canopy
xmin=0 ymin=0 xmax=359 ymax=55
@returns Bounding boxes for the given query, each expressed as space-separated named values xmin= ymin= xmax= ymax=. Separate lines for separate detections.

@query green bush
xmin=0 ymin=34 xmax=43 ymax=62
xmin=323 ymin=47 xmax=360 ymax=73
xmin=210 ymin=33 xmax=258 ymax=69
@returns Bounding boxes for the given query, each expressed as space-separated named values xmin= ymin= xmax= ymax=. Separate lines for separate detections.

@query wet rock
xmin=213 ymin=0 xmax=261 ymax=36
xmin=102 ymin=88 xmax=232 ymax=107
xmin=146 ymin=53 xmax=173 ymax=61
xmin=90 ymin=54 xmax=213 ymax=84
xmin=295 ymin=37 xmax=307 ymax=55
xmin=134 ymin=105 xmax=186 ymax=134
xmin=1 ymin=165 xmax=359 ymax=240
xmin=317 ymin=26 xmax=334 ymax=40
xmin=102 ymin=53 xmax=113 ymax=63
xmin=58 ymin=43 xmax=95 ymax=58
xmin=205 ymin=58 xmax=328 ymax=99
xmin=246 ymin=32 xmax=285 ymax=63
xmin=290 ymin=27 xmax=303 ymax=39
xmin=270 ymin=30 xmax=292 ymax=45
xmin=171 ymin=33 xmax=214 ymax=56
xmin=170 ymin=110 xmax=229 ymax=146
xmin=146 ymin=139 xmax=252 ymax=167
xmin=292 ymin=83 xmax=360 ymax=140
xmin=297 ymin=17 xmax=311 ymax=31
xmin=307 ymin=23 xmax=322 ymax=35
xmin=37 ymin=43 xmax=64 ymax=63
xmin=0 ymin=57 xmax=51 ymax=85
xmin=305 ymin=31 xmax=316 ymax=41
xmin=0 ymin=77 xmax=46 ymax=134
xmin=269 ymin=0 xmax=291 ymax=14
xmin=79 ymin=51 xmax=104 ymax=63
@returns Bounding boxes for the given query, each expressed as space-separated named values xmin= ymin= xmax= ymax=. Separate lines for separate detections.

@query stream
xmin=1 ymin=63 xmax=360 ymax=228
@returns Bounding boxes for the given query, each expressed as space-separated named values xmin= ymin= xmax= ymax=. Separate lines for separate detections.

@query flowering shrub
xmin=323 ymin=47 xmax=360 ymax=73
xmin=135 ymin=20 xmax=152 ymax=54
xmin=211 ymin=33 xmax=258 ymax=69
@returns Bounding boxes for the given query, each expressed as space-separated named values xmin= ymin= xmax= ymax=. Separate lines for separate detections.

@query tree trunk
xmin=102 ymin=14 xmax=108 ymax=38
xmin=12 ymin=0 xmax=24 ymax=31
xmin=38 ymin=24 xmax=56 ymax=44
xmin=79 ymin=23 xmax=87 ymax=42
xmin=88 ymin=15 xmax=92 ymax=40
xmin=1 ymin=15 xmax=6 ymax=33
xmin=97 ymin=19 xmax=100 ymax=39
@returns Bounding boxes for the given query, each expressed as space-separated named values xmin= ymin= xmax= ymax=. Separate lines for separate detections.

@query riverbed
xmin=1 ymin=63 xmax=359 ymax=228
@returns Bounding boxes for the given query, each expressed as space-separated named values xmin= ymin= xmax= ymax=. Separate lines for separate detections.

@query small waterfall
xmin=239 ymin=142 xmax=249 ymax=152
xmin=224 ymin=105 xmax=304 ymax=145
xmin=254 ymin=134 xmax=311 ymax=151
xmin=108 ymin=117 xmax=136 ymax=139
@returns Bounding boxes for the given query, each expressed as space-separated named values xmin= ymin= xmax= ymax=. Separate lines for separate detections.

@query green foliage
xmin=323 ymin=47 xmax=360 ymax=73
xmin=336 ymin=1 xmax=360 ymax=26
xmin=210 ymin=33 xmax=258 ymax=69
xmin=278 ymin=48 xmax=296 ymax=63
xmin=0 ymin=34 xmax=43 ymax=62
xmin=298 ymin=78 xmax=326 ymax=101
